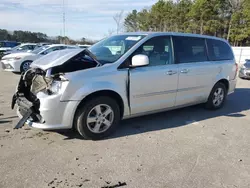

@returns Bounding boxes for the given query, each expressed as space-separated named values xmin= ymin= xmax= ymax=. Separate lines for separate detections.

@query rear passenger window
xmin=207 ymin=39 xmax=234 ymax=61
xmin=173 ymin=36 xmax=208 ymax=63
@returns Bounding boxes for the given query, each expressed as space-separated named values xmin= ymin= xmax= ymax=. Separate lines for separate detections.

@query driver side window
xmin=133 ymin=36 xmax=173 ymax=66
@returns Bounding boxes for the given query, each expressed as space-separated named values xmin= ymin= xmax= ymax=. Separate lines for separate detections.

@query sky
xmin=0 ymin=0 xmax=157 ymax=40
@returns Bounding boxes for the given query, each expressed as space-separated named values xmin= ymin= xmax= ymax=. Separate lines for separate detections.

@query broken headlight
xmin=50 ymin=81 xmax=63 ymax=94
xmin=49 ymin=79 xmax=68 ymax=95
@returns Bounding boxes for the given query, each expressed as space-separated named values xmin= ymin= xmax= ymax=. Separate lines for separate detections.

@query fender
xmin=61 ymin=80 xmax=130 ymax=121
xmin=71 ymin=81 xmax=127 ymax=101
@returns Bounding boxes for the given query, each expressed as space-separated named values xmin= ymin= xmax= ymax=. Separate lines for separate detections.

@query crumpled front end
xmin=11 ymin=49 xmax=100 ymax=130
xmin=12 ymin=66 xmax=78 ymax=130
xmin=12 ymin=68 xmax=54 ymax=129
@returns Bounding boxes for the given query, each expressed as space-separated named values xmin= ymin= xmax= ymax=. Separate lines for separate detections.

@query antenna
xmin=62 ymin=0 xmax=66 ymax=43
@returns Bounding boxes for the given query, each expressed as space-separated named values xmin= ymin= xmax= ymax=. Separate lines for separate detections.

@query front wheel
xmin=20 ymin=61 xmax=32 ymax=73
xmin=205 ymin=82 xmax=227 ymax=110
xmin=74 ymin=96 xmax=121 ymax=140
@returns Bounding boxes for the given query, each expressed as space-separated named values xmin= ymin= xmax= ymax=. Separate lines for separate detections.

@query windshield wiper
xmin=84 ymin=48 xmax=102 ymax=66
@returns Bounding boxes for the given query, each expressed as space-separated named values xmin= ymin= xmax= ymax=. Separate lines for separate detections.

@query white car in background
xmin=78 ymin=44 xmax=91 ymax=49
xmin=2 ymin=43 xmax=37 ymax=56
xmin=1 ymin=44 xmax=78 ymax=73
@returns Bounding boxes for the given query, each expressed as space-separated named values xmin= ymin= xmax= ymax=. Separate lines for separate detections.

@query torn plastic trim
xmin=13 ymin=96 xmax=44 ymax=129
xmin=11 ymin=68 xmax=53 ymax=129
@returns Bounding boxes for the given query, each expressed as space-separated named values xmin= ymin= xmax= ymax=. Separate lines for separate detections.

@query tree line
xmin=0 ymin=29 xmax=94 ymax=45
xmin=124 ymin=0 xmax=250 ymax=46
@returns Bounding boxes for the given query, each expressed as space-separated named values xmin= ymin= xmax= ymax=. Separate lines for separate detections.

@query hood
xmin=2 ymin=52 xmax=35 ymax=59
xmin=31 ymin=49 xmax=84 ymax=70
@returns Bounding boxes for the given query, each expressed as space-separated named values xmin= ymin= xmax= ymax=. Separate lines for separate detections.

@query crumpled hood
xmin=2 ymin=52 xmax=35 ymax=59
xmin=31 ymin=49 xmax=83 ymax=70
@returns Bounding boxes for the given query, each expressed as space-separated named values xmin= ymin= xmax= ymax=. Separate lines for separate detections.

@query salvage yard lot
xmin=1 ymin=70 xmax=250 ymax=188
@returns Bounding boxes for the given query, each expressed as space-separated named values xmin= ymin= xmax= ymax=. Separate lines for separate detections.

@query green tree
xmin=175 ymin=0 xmax=193 ymax=32
xmin=124 ymin=10 xmax=139 ymax=32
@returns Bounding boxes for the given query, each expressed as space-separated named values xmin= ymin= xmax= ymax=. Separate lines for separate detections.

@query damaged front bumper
xmin=12 ymin=68 xmax=76 ymax=130
xmin=11 ymin=70 xmax=45 ymax=129
xmin=13 ymin=96 xmax=44 ymax=129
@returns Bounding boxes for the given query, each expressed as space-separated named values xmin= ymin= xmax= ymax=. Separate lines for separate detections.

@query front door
xmin=129 ymin=36 xmax=179 ymax=115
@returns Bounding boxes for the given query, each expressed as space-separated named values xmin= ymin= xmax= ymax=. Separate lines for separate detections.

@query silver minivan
xmin=12 ymin=32 xmax=238 ymax=140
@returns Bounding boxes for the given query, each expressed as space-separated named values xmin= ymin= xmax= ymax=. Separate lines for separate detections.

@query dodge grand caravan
xmin=12 ymin=32 xmax=238 ymax=140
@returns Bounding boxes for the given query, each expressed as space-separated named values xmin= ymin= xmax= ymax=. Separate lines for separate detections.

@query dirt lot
xmin=1 ymin=70 xmax=250 ymax=188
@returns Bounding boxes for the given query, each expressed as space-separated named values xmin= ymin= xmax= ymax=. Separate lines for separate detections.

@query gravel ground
xmin=0 ymin=70 xmax=250 ymax=188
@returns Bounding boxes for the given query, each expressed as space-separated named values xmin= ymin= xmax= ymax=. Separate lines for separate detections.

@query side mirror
xmin=131 ymin=54 xmax=149 ymax=67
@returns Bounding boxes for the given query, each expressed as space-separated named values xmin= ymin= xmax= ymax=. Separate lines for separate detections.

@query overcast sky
xmin=0 ymin=0 xmax=157 ymax=40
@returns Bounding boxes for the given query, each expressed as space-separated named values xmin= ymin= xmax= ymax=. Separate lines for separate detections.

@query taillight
xmin=234 ymin=62 xmax=238 ymax=79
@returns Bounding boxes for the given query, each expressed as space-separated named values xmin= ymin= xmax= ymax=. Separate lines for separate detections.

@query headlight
xmin=49 ymin=81 xmax=62 ymax=94
xmin=6 ymin=57 xmax=22 ymax=61
xmin=49 ymin=80 xmax=68 ymax=94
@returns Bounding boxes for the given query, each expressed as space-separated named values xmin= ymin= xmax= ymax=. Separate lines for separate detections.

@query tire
xmin=205 ymin=82 xmax=227 ymax=110
xmin=20 ymin=61 xmax=32 ymax=73
xmin=74 ymin=96 xmax=121 ymax=140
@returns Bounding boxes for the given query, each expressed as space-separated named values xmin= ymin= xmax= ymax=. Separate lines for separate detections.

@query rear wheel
xmin=20 ymin=61 xmax=32 ymax=73
xmin=74 ymin=96 xmax=121 ymax=140
xmin=205 ymin=82 xmax=227 ymax=110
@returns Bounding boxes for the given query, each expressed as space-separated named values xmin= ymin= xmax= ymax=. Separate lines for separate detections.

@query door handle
xmin=166 ymin=70 xmax=177 ymax=75
xmin=180 ymin=69 xmax=189 ymax=74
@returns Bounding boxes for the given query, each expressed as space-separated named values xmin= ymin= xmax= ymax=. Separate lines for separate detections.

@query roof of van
xmin=119 ymin=32 xmax=228 ymax=42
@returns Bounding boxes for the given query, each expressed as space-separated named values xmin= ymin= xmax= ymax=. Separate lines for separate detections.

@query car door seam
xmin=134 ymin=86 xmax=205 ymax=98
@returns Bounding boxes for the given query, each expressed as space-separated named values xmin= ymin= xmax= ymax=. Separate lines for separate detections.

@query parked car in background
xmin=78 ymin=44 xmax=91 ymax=49
xmin=0 ymin=41 xmax=20 ymax=52
xmin=239 ymin=59 xmax=250 ymax=79
xmin=67 ymin=45 xmax=81 ymax=49
xmin=37 ymin=42 xmax=51 ymax=46
xmin=1 ymin=44 xmax=76 ymax=72
xmin=11 ymin=32 xmax=238 ymax=140
xmin=2 ymin=43 xmax=37 ymax=57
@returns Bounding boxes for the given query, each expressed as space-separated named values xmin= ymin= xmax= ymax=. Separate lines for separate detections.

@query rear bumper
xmin=228 ymin=79 xmax=237 ymax=95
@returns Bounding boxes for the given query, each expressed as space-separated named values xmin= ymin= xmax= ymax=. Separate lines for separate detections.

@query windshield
xmin=11 ymin=45 xmax=22 ymax=51
xmin=88 ymin=35 xmax=146 ymax=64
xmin=32 ymin=45 xmax=49 ymax=54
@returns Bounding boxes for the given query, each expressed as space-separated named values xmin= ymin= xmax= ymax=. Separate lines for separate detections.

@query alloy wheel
xmin=86 ymin=104 xmax=114 ymax=133
xmin=22 ymin=62 xmax=31 ymax=71
xmin=212 ymin=88 xmax=224 ymax=107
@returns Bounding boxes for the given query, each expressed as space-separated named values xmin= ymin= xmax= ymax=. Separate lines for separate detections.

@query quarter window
xmin=173 ymin=36 xmax=208 ymax=63
xmin=133 ymin=36 xmax=173 ymax=66
xmin=207 ymin=39 xmax=234 ymax=61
